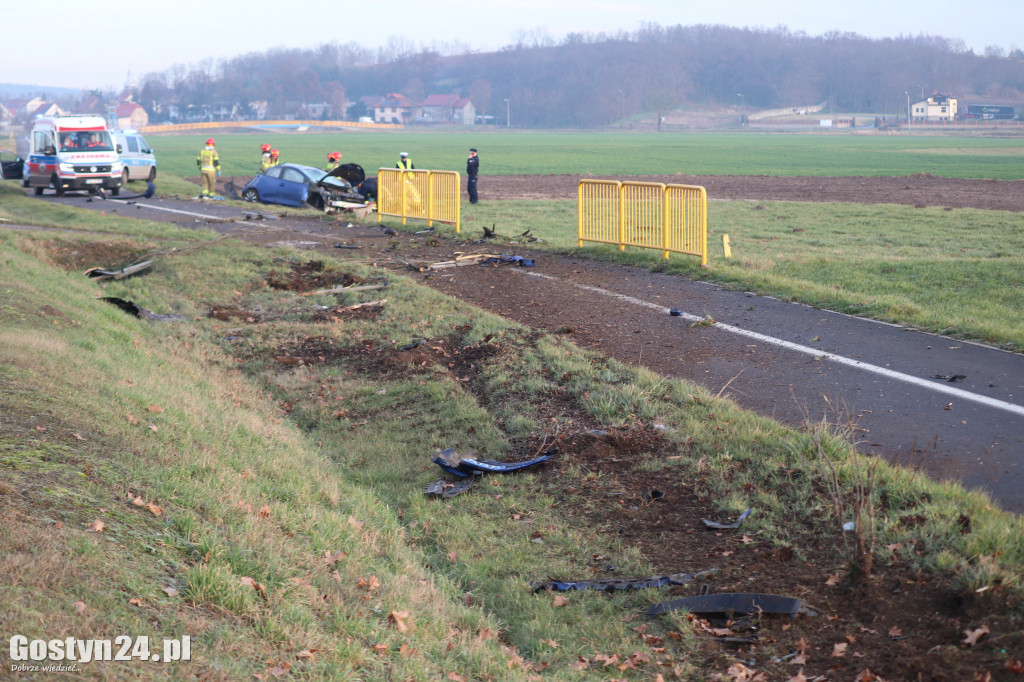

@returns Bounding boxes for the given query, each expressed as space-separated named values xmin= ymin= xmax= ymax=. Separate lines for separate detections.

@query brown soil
xmin=478 ymin=173 xmax=1024 ymax=212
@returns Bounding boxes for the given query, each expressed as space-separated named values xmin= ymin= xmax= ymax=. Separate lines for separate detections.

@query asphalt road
xmin=14 ymin=187 xmax=1024 ymax=514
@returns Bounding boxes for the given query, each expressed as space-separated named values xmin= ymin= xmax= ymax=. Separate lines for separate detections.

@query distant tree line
xmin=128 ymin=23 xmax=1024 ymax=128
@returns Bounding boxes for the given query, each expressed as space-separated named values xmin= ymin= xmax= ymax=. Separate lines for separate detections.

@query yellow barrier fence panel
xmin=402 ymin=170 xmax=430 ymax=222
xmin=664 ymin=184 xmax=708 ymax=265
xmin=621 ymin=181 xmax=666 ymax=253
xmin=377 ymin=168 xmax=405 ymax=223
xmin=578 ymin=180 xmax=621 ymax=247
xmin=429 ymin=170 xmax=461 ymax=232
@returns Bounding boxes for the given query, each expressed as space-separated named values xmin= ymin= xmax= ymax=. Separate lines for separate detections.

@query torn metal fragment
xmin=85 ymin=260 xmax=153 ymax=281
xmin=480 ymin=255 xmax=534 ymax=267
xmin=423 ymin=477 xmax=474 ymax=499
xmin=433 ymin=447 xmax=553 ymax=478
xmin=702 ymin=507 xmax=752 ymax=530
xmin=531 ymin=567 xmax=718 ymax=593
xmin=646 ymin=592 xmax=802 ymax=618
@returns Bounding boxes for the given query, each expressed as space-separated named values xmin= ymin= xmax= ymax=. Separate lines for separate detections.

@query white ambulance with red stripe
xmin=24 ymin=114 xmax=123 ymax=196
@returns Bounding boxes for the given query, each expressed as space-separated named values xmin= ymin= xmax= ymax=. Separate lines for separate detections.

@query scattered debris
xmin=424 ymin=477 xmax=474 ymax=499
xmin=414 ymin=228 xmax=435 ymax=235
xmin=482 ymin=224 xmax=497 ymax=239
xmin=267 ymin=241 xmax=320 ymax=249
xmin=109 ymin=181 xmax=156 ymax=201
xmin=647 ymin=592 xmax=802 ymax=618
xmin=530 ymin=568 xmax=717 ymax=593
xmin=480 ymin=255 xmax=535 ymax=267
xmin=702 ymin=508 xmax=752 ymax=530
xmin=334 ymin=299 xmax=387 ymax=312
xmin=301 ymin=284 xmax=387 ymax=297
xmin=85 ymin=260 xmax=153 ymax=281
xmin=333 ymin=243 xmax=360 ymax=249
xmin=932 ymin=373 xmax=967 ymax=383
xmin=398 ymin=339 xmax=427 ymax=351
xmin=669 ymin=308 xmax=683 ymax=316
xmin=433 ymin=447 xmax=554 ymax=478
xmin=99 ymin=297 xmax=184 ymax=322
xmin=643 ymin=489 xmax=666 ymax=502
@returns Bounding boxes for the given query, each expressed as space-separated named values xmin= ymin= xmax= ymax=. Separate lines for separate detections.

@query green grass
xmin=146 ymin=130 xmax=1024 ymax=179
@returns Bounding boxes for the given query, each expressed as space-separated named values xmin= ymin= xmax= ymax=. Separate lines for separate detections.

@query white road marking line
xmin=520 ymin=271 xmax=1024 ymax=418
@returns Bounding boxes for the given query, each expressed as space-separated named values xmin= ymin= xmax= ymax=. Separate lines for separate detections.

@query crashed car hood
xmin=324 ymin=163 xmax=365 ymax=187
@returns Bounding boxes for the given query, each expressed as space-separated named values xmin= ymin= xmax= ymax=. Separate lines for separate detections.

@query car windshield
xmin=60 ymin=131 xmax=114 ymax=152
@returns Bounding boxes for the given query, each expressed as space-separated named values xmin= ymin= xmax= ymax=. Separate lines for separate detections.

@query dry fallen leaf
xmin=144 ymin=502 xmax=163 ymax=517
xmin=475 ymin=628 xmax=497 ymax=642
xmin=147 ymin=404 xmax=164 ymax=413
xmin=128 ymin=598 xmax=142 ymax=607
xmin=785 ymin=672 xmax=808 ymax=682
xmin=826 ymin=573 xmax=841 ymax=586
xmin=131 ymin=496 xmax=145 ymax=507
xmin=888 ymin=626 xmax=903 ymax=638
xmin=832 ymin=642 xmax=848 ymax=657
xmin=347 ymin=516 xmax=364 ymax=531
xmin=162 ymin=586 xmax=179 ymax=597
xmin=541 ymin=638 xmax=558 ymax=648
xmin=447 ymin=673 xmax=465 ymax=682
xmin=296 ymin=650 xmax=316 ymax=660
xmin=258 ymin=504 xmax=271 ymax=519
xmin=88 ymin=519 xmax=105 ymax=533
xmin=791 ymin=654 xmax=808 ymax=665
xmin=962 ymin=624 xmax=990 ymax=647
xmin=387 ymin=610 xmax=411 ymax=633
xmin=73 ymin=600 xmax=87 ymax=614
xmin=125 ymin=413 xmax=138 ymax=424
xmin=1005 ymin=659 xmax=1024 ymax=673
xmin=552 ymin=594 xmax=569 ymax=607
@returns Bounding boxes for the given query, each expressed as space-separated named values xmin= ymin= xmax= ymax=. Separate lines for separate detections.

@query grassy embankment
xmin=2 ymin=174 xmax=1024 ymax=679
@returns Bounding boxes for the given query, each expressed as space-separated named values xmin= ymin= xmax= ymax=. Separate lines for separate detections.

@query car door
xmin=0 ymin=151 xmax=24 ymax=180
xmin=274 ymin=166 xmax=309 ymax=207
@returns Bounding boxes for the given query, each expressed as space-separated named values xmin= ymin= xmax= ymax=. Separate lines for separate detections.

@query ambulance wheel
xmin=123 ymin=168 xmax=130 ymax=185
xmin=111 ymin=186 xmax=120 ymax=197
xmin=34 ymin=186 xmax=43 ymax=195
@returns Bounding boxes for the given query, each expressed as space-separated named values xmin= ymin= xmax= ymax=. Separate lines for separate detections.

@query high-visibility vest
xmin=198 ymin=147 xmax=219 ymax=170
xmin=397 ymin=158 xmax=413 ymax=170
xmin=261 ymin=153 xmax=272 ymax=171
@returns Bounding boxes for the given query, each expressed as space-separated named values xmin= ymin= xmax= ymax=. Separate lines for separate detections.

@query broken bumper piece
xmin=433 ymin=447 xmax=553 ymax=478
xmin=646 ymin=592 xmax=801 ymax=618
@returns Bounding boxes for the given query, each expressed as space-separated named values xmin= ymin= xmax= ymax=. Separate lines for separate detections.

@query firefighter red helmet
xmin=328 ymin=151 xmax=341 ymax=162
xmin=270 ymin=148 xmax=279 ymax=157
xmin=261 ymin=143 xmax=271 ymax=152
xmin=206 ymin=138 xmax=215 ymax=146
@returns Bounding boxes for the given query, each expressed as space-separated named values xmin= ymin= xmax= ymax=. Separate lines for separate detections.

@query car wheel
xmin=310 ymin=195 xmax=326 ymax=211
xmin=242 ymin=188 xmax=259 ymax=202
xmin=34 ymin=186 xmax=44 ymax=196
xmin=122 ymin=168 xmax=130 ymax=185
xmin=111 ymin=186 xmax=120 ymax=197
xmin=53 ymin=177 xmax=65 ymax=197
xmin=148 ymin=167 xmax=157 ymax=181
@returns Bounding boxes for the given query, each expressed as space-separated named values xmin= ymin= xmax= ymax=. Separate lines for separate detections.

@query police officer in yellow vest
xmin=396 ymin=152 xmax=414 ymax=170
xmin=197 ymin=138 xmax=220 ymax=198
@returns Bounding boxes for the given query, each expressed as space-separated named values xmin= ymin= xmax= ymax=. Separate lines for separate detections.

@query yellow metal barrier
xmin=377 ymin=168 xmax=461 ymax=232
xmin=578 ymin=179 xmax=707 ymax=264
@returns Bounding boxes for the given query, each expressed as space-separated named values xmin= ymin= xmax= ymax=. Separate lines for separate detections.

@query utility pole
xmin=906 ymin=91 xmax=911 ymax=130
xmin=504 ymin=98 xmax=510 ymax=128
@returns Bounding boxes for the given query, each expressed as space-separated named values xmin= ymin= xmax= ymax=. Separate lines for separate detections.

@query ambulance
xmin=24 ymin=114 xmax=123 ymax=196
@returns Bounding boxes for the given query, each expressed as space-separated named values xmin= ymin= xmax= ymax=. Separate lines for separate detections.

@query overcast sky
xmin=4 ymin=0 xmax=1022 ymax=91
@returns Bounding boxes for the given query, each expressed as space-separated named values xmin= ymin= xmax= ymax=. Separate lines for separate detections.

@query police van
xmin=25 ymin=114 xmax=122 ymax=196
xmin=113 ymin=129 xmax=157 ymax=182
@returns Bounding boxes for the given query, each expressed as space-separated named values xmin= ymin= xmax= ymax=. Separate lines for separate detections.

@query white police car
xmin=113 ymin=130 xmax=157 ymax=183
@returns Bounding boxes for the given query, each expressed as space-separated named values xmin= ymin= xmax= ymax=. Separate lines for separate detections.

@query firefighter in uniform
xmin=326 ymin=151 xmax=342 ymax=171
xmin=269 ymin=148 xmax=280 ymax=167
xmin=197 ymin=138 xmax=220 ymax=198
xmin=260 ymin=143 xmax=272 ymax=172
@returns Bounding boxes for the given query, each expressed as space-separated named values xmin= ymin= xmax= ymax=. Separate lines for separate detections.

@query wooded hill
xmin=134 ymin=23 xmax=1024 ymax=128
